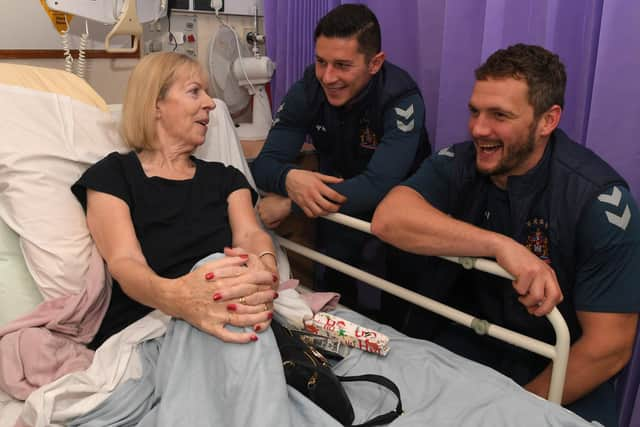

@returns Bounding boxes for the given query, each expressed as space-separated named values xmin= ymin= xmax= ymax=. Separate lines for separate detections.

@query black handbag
xmin=271 ymin=320 xmax=403 ymax=426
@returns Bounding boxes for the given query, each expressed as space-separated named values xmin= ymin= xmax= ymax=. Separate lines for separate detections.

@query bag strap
xmin=337 ymin=374 xmax=403 ymax=426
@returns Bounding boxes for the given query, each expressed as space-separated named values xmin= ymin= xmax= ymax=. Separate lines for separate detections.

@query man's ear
xmin=538 ymin=105 xmax=562 ymax=137
xmin=368 ymin=51 xmax=385 ymax=75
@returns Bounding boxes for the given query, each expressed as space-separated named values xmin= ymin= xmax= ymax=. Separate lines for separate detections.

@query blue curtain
xmin=264 ymin=0 xmax=640 ymax=203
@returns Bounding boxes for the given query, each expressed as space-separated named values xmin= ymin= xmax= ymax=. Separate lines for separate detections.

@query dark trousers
xmin=313 ymin=219 xmax=423 ymax=328
xmin=313 ymin=219 xmax=379 ymax=311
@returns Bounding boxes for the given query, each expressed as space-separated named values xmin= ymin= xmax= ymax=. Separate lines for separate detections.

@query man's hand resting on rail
xmin=495 ymin=238 xmax=563 ymax=316
xmin=257 ymin=193 xmax=292 ymax=229
xmin=285 ymin=169 xmax=347 ymax=218
xmin=174 ymin=255 xmax=276 ymax=343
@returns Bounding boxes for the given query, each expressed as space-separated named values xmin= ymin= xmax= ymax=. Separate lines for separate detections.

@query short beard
xmin=479 ymin=122 xmax=537 ymax=177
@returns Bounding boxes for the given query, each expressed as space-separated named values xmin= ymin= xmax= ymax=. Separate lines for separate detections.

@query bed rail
xmin=274 ymin=212 xmax=569 ymax=404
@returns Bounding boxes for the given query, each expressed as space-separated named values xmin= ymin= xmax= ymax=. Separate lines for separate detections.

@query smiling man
xmin=251 ymin=4 xmax=430 ymax=313
xmin=372 ymin=44 xmax=640 ymax=425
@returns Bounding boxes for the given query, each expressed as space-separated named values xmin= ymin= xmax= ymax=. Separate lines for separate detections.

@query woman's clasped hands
xmin=175 ymin=250 xmax=279 ymax=343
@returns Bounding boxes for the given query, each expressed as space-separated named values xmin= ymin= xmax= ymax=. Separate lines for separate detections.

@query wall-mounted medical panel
xmin=169 ymin=0 xmax=263 ymax=16
xmin=142 ymin=14 xmax=198 ymax=58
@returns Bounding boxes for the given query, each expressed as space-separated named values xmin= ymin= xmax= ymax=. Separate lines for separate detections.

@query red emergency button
xmin=187 ymin=34 xmax=196 ymax=43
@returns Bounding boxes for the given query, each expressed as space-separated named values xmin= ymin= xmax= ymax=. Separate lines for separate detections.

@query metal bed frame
xmin=275 ymin=212 xmax=570 ymax=404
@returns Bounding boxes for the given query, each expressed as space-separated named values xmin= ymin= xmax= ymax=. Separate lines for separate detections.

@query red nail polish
xmin=239 ymin=254 xmax=249 ymax=259
xmin=227 ymin=303 xmax=237 ymax=311
xmin=254 ymin=325 xmax=261 ymax=332
xmin=205 ymin=272 xmax=214 ymax=280
xmin=250 ymin=335 xmax=258 ymax=342
xmin=213 ymin=293 xmax=222 ymax=301
xmin=272 ymin=274 xmax=278 ymax=283
xmin=267 ymin=312 xmax=273 ymax=320
xmin=274 ymin=292 xmax=279 ymax=300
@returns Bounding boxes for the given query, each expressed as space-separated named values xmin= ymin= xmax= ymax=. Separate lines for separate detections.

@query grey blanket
xmin=69 ymin=306 xmax=593 ymax=427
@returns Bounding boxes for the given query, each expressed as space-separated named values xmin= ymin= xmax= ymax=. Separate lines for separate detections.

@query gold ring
xmin=263 ymin=303 xmax=269 ymax=312
xmin=239 ymin=296 xmax=247 ymax=304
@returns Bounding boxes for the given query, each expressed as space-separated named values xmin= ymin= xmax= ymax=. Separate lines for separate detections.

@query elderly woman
xmin=72 ymin=52 xmax=279 ymax=348
xmin=69 ymin=53 xmax=290 ymax=425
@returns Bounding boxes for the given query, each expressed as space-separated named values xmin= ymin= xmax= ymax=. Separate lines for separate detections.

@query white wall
xmin=3 ymin=10 xmax=264 ymax=104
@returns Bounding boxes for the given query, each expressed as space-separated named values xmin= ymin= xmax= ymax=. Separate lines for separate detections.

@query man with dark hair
xmin=372 ymin=43 xmax=640 ymax=425
xmin=251 ymin=4 xmax=430 ymax=313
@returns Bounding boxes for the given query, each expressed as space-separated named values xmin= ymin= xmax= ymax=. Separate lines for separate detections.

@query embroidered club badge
xmin=525 ymin=218 xmax=551 ymax=264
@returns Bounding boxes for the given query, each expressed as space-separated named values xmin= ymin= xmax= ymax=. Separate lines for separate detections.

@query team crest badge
xmin=525 ymin=218 xmax=551 ymax=264
xmin=359 ymin=118 xmax=379 ymax=149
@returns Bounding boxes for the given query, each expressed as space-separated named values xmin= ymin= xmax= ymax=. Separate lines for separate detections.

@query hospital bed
xmin=0 ymin=63 xmax=594 ymax=426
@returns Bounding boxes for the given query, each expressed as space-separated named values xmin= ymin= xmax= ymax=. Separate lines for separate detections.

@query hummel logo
xmin=395 ymin=104 xmax=415 ymax=133
xmin=606 ymin=206 xmax=631 ymax=230
xmin=395 ymin=105 xmax=414 ymax=120
xmin=438 ymin=147 xmax=454 ymax=158
xmin=315 ymin=124 xmax=327 ymax=132
xmin=599 ymin=187 xmax=631 ymax=230
xmin=598 ymin=186 xmax=622 ymax=207
xmin=396 ymin=120 xmax=414 ymax=132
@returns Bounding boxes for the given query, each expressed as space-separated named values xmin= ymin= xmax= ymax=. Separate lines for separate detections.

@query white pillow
xmin=0 ymin=64 xmax=125 ymax=299
xmin=0 ymin=217 xmax=42 ymax=328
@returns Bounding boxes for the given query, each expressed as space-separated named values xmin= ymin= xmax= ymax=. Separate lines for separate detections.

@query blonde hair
xmin=120 ymin=52 xmax=205 ymax=150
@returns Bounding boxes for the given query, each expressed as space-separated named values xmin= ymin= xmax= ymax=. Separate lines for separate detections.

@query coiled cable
xmin=60 ymin=16 xmax=74 ymax=75
xmin=75 ymin=20 xmax=89 ymax=80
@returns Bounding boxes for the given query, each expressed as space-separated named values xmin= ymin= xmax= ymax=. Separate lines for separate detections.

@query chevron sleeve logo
xmin=395 ymin=104 xmax=415 ymax=133
xmin=598 ymin=186 xmax=631 ymax=230
xmin=438 ymin=147 xmax=454 ymax=158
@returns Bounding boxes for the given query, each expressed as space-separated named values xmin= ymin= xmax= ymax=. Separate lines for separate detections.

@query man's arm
xmin=251 ymin=80 xmax=347 ymax=219
xmin=258 ymin=92 xmax=429 ymax=219
xmin=372 ymin=185 xmax=506 ymax=256
xmin=526 ymin=185 xmax=640 ymax=402
xmin=327 ymin=93 xmax=427 ymax=216
xmin=372 ymin=186 xmax=562 ymax=315
xmin=525 ymin=311 xmax=637 ymax=404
